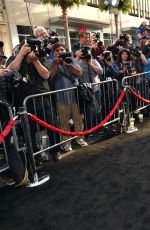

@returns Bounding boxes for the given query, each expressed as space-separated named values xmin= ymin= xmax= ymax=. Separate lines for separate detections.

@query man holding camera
xmin=34 ymin=26 xmax=59 ymax=60
xmin=72 ymin=32 xmax=90 ymax=57
xmin=75 ymin=46 xmax=103 ymax=132
xmin=49 ymin=42 xmax=88 ymax=152
xmin=136 ymin=21 xmax=149 ymax=45
xmin=7 ymin=41 xmax=62 ymax=161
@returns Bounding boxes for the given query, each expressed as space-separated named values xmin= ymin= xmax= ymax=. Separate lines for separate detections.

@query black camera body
xmin=27 ymin=31 xmax=59 ymax=57
xmin=4 ymin=69 xmax=22 ymax=88
xmin=116 ymin=34 xmax=129 ymax=46
xmin=131 ymin=46 xmax=141 ymax=58
xmin=27 ymin=35 xmax=44 ymax=57
xmin=60 ymin=52 xmax=72 ymax=64
xmin=47 ymin=31 xmax=59 ymax=45
xmin=102 ymin=51 xmax=111 ymax=62
xmin=0 ymin=69 xmax=22 ymax=103
xmin=120 ymin=61 xmax=135 ymax=75
xmin=92 ymin=32 xmax=101 ymax=43
xmin=27 ymin=35 xmax=41 ymax=52
xmin=81 ymin=45 xmax=91 ymax=60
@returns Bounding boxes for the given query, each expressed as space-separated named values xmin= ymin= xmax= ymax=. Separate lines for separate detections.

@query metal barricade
xmin=22 ymin=79 xmax=121 ymax=159
xmin=0 ymin=101 xmax=19 ymax=173
xmin=122 ymin=72 xmax=150 ymax=114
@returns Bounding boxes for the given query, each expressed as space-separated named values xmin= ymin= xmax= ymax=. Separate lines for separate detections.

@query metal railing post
xmin=18 ymin=107 xmax=50 ymax=187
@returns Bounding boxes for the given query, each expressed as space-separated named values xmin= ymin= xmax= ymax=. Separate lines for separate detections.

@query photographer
xmin=116 ymin=48 xmax=135 ymax=88
xmin=7 ymin=41 xmax=62 ymax=161
xmin=131 ymin=45 xmax=147 ymax=74
xmin=34 ymin=26 xmax=59 ymax=60
xmin=108 ymin=34 xmax=132 ymax=62
xmin=0 ymin=66 xmax=30 ymax=186
xmin=49 ymin=42 xmax=88 ymax=152
xmin=136 ymin=21 xmax=149 ymax=45
xmin=72 ymin=32 xmax=90 ymax=57
xmin=75 ymin=45 xmax=103 ymax=132
xmin=98 ymin=51 xmax=119 ymax=81
xmin=140 ymin=39 xmax=150 ymax=88
xmin=90 ymin=32 xmax=105 ymax=61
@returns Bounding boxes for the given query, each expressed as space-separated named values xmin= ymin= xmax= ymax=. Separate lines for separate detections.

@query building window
xmin=17 ymin=25 xmax=32 ymax=43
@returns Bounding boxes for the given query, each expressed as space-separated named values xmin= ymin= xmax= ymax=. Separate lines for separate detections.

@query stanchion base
xmin=126 ymin=127 xmax=138 ymax=133
xmin=27 ymin=174 xmax=50 ymax=188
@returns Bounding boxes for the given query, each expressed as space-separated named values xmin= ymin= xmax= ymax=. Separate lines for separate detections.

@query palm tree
xmin=40 ymin=0 xmax=87 ymax=51
xmin=98 ymin=0 xmax=132 ymax=38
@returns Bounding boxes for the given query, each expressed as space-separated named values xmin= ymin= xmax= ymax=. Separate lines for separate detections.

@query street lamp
xmin=104 ymin=0 xmax=123 ymax=7
xmin=104 ymin=0 xmax=123 ymax=42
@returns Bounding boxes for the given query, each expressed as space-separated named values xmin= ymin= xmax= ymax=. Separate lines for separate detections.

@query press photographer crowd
xmin=0 ymin=21 xmax=150 ymax=187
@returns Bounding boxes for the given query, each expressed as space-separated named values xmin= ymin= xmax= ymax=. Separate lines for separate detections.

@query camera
xmin=60 ymin=52 xmax=72 ymax=64
xmin=4 ymin=69 xmax=22 ymax=88
xmin=91 ymin=32 xmax=100 ymax=42
xmin=0 ymin=69 xmax=22 ymax=105
xmin=27 ymin=35 xmax=43 ymax=57
xmin=116 ymin=34 xmax=130 ymax=46
xmin=142 ymin=25 xmax=150 ymax=32
xmin=102 ymin=51 xmax=111 ymax=62
xmin=80 ymin=45 xmax=91 ymax=60
xmin=27 ymin=31 xmax=59 ymax=57
xmin=120 ymin=61 xmax=135 ymax=75
xmin=131 ymin=46 xmax=141 ymax=58
xmin=47 ymin=30 xmax=59 ymax=45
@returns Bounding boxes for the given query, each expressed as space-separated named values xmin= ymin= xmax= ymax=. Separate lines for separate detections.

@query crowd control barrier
xmin=0 ymin=101 xmax=19 ymax=173
xmin=22 ymin=79 xmax=121 ymax=160
xmin=122 ymin=72 xmax=150 ymax=114
xmin=0 ymin=75 xmax=150 ymax=187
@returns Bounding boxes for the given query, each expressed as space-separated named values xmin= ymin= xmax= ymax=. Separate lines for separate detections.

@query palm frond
xmin=98 ymin=0 xmax=132 ymax=13
xmin=40 ymin=0 xmax=87 ymax=8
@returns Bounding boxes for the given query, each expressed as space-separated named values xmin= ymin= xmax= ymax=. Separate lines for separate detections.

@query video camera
xmin=27 ymin=30 xmax=59 ymax=57
xmin=102 ymin=51 xmax=111 ymax=62
xmin=80 ymin=45 xmax=91 ymax=60
xmin=60 ymin=52 xmax=72 ymax=64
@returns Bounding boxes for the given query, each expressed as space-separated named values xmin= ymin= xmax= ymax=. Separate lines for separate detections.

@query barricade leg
xmin=125 ymin=88 xmax=138 ymax=133
xmin=18 ymin=107 xmax=50 ymax=187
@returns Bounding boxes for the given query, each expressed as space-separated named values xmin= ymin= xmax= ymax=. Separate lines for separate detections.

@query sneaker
xmin=61 ymin=144 xmax=72 ymax=152
xmin=76 ymin=138 xmax=88 ymax=147
xmin=52 ymin=152 xmax=62 ymax=161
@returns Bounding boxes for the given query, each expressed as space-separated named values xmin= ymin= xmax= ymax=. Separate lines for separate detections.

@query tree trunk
xmin=114 ymin=13 xmax=119 ymax=38
xmin=62 ymin=8 xmax=71 ymax=52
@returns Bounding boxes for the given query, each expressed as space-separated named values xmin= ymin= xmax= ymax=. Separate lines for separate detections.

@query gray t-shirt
xmin=49 ymin=59 xmax=81 ymax=104
xmin=77 ymin=59 xmax=102 ymax=83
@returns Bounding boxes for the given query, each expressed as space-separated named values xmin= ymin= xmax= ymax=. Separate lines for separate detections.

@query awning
xmin=49 ymin=16 xmax=110 ymax=30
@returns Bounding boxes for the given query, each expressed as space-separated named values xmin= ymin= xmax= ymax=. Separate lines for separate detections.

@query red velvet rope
xmin=129 ymin=88 xmax=150 ymax=103
xmin=0 ymin=120 xmax=16 ymax=144
xmin=29 ymin=89 xmax=126 ymax=136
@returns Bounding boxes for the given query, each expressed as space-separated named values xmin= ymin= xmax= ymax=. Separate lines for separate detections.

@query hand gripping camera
xmin=60 ymin=52 xmax=72 ymax=64
xmin=102 ymin=51 xmax=112 ymax=62
xmin=80 ymin=45 xmax=91 ymax=60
